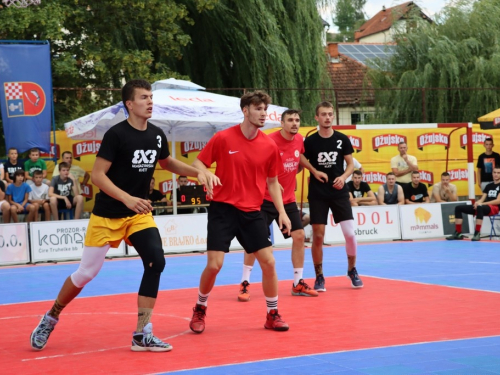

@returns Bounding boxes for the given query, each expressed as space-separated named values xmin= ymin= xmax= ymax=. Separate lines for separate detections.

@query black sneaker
xmin=314 ymin=274 xmax=326 ymax=292
xmin=471 ymin=232 xmax=481 ymax=241
xmin=347 ymin=267 xmax=363 ymax=288
xmin=131 ymin=323 xmax=173 ymax=352
xmin=30 ymin=312 xmax=58 ymax=351
xmin=446 ymin=231 xmax=464 ymax=240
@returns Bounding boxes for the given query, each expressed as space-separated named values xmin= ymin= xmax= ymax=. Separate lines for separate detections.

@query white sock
xmin=197 ymin=290 xmax=210 ymax=306
xmin=265 ymin=296 xmax=278 ymax=312
xmin=241 ymin=264 xmax=253 ymax=283
xmin=293 ymin=268 xmax=303 ymax=287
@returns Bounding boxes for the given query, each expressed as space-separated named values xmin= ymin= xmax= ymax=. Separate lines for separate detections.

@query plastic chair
xmin=58 ymin=209 xmax=74 ymax=220
xmin=489 ymin=214 xmax=500 ymax=240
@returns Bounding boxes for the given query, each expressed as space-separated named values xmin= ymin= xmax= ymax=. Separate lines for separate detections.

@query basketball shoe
xmin=238 ymin=281 xmax=250 ymax=302
xmin=190 ymin=304 xmax=207 ymax=334
xmin=30 ymin=312 xmax=58 ymax=350
xmin=264 ymin=309 xmax=289 ymax=331
xmin=131 ymin=323 xmax=173 ymax=352
xmin=347 ymin=267 xmax=364 ymax=288
xmin=291 ymin=279 xmax=319 ymax=296
xmin=314 ymin=274 xmax=326 ymax=292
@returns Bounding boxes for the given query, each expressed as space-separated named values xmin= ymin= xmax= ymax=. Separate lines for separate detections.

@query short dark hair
xmin=281 ymin=109 xmax=301 ymax=122
xmin=398 ymin=141 xmax=407 ymax=146
xmin=441 ymin=172 xmax=450 ymax=177
xmin=33 ymin=170 xmax=43 ymax=177
xmin=240 ymin=90 xmax=272 ymax=110
xmin=7 ymin=147 xmax=17 ymax=154
xmin=412 ymin=171 xmax=420 ymax=176
xmin=485 ymin=137 xmax=494 ymax=144
xmin=29 ymin=148 xmax=40 ymax=155
xmin=315 ymin=101 xmax=333 ymax=116
xmin=178 ymin=175 xmax=187 ymax=179
xmin=122 ymin=79 xmax=152 ymax=114
xmin=59 ymin=162 xmax=70 ymax=170
xmin=62 ymin=151 xmax=73 ymax=158
xmin=353 ymin=170 xmax=363 ymax=176
xmin=14 ymin=169 xmax=25 ymax=178
xmin=386 ymin=172 xmax=395 ymax=176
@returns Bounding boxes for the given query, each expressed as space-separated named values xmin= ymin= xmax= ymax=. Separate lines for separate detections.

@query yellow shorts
xmin=84 ymin=213 xmax=157 ymax=248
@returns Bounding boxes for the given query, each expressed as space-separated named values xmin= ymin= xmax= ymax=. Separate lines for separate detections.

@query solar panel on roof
xmin=338 ymin=44 xmax=395 ymax=65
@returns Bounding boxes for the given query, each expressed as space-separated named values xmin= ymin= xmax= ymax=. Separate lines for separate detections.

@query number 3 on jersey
xmin=157 ymin=135 xmax=162 ymax=148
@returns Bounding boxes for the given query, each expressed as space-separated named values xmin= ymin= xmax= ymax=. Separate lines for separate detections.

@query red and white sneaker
xmin=189 ymin=304 xmax=207 ymax=334
xmin=264 ymin=309 xmax=289 ymax=331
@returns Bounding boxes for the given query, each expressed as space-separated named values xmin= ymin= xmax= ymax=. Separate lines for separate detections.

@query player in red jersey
xmin=237 ymin=109 xmax=318 ymax=302
xmin=189 ymin=91 xmax=292 ymax=333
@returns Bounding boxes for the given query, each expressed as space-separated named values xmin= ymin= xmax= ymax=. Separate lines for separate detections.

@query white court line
xmin=17 ymin=312 xmax=191 ymax=362
xmin=154 ymin=334 xmax=500 ymax=374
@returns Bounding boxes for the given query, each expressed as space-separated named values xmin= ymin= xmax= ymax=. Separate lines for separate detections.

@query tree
xmin=332 ymin=0 xmax=366 ymax=42
xmin=367 ymin=0 xmax=500 ymax=124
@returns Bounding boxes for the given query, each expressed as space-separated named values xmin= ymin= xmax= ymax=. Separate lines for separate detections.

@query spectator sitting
xmin=52 ymin=151 xmax=90 ymax=194
xmin=390 ymin=141 xmax=418 ymax=184
xmin=148 ymin=177 xmax=168 ymax=204
xmin=168 ymin=175 xmax=189 ymax=203
xmin=4 ymin=147 xmax=24 ymax=187
xmin=403 ymin=171 xmax=430 ymax=204
xmin=24 ymin=148 xmax=49 ymax=187
xmin=6 ymin=169 xmax=37 ymax=222
xmin=377 ymin=172 xmax=405 ymax=205
xmin=344 ymin=157 xmax=364 ymax=183
xmin=0 ymin=179 xmax=11 ymax=222
xmin=29 ymin=170 xmax=51 ymax=221
xmin=49 ymin=162 xmax=84 ymax=220
xmin=431 ymin=172 xmax=458 ymax=203
xmin=347 ymin=170 xmax=377 ymax=206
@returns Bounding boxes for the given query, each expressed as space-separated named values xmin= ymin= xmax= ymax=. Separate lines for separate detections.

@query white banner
xmin=127 ymin=214 xmax=243 ymax=255
xmin=30 ymin=219 xmax=125 ymax=263
xmin=400 ymin=203 xmax=445 ymax=239
xmin=0 ymin=223 xmax=29 ymax=265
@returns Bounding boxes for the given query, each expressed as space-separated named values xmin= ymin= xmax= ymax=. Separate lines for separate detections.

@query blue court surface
xmin=1 ymin=239 xmax=500 ymax=374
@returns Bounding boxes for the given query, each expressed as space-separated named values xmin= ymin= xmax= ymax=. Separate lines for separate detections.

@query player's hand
xmin=314 ymin=171 xmax=328 ymax=183
xmin=332 ymin=176 xmax=345 ymax=190
xmin=199 ymin=170 xmax=220 ymax=199
xmin=473 ymin=202 xmax=481 ymax=209
xmin=278 ymin=212 xmax=291 ymax=236
xmin=125 ymin=196 xmax=153 ymax=214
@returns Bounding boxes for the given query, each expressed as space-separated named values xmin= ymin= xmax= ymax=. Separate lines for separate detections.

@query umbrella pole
xmin=171 ymin=131 xmax=178 ymax=215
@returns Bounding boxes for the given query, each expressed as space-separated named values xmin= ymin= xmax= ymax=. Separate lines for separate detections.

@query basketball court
xmin=1 ymin=239 xmax=500 ymax=374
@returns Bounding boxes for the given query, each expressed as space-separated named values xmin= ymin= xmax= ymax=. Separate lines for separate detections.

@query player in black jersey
xmin=30 ymin=79 xmax=217 ymax=353
xmin=300 ymin=101 xmax=363 ymax=291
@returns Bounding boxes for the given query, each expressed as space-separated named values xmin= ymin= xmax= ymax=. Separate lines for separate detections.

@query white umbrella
xmin=152 ymin=78 xmax=205 ymax=91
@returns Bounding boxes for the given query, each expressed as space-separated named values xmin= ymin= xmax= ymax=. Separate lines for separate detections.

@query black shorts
xmin=261 ymin=200 xmax=303 ymax=239
xmin=309 ymin=197 xmax=353 ymax=225
xmin=207 ymin=201 xmax=272 ymax=253
xmin=56 ymin=195 xmax=74 ymax=210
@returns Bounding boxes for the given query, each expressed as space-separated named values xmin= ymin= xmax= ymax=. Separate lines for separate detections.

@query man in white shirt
xmin=52 ymin=151 xmax=90 ymax=194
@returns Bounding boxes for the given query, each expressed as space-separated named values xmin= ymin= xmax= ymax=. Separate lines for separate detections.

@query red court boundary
xmin=2 ymin=276 xmax=500 ymax=374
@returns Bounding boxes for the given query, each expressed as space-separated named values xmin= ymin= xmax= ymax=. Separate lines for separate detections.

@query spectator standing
xmin=49 ymin=162 xmax=84 ymax=220
xmin=29 ymin=170 xmax=51 ymax=221
xmin=477 ymin=138 xmax=500 ymax=191
xmin=347 ymin=170 xmax=377 ymax=206
xmin=377 ymin=172 xmax=405 ymax=205
xmin=390 ymin=141 xmax=418 ymax=184
xmin=431 ymin=172 xmax=458 ymax=203
xmin=52 ymin=151 xmax=90 ymax=194
xmin=4 ymin=147 xmax=24 ymax=186
xmin=0 ymin=180 xmax=11 ymax=222
xmin=6 ymin=169 xmax=37 ymax=222
xmin=24 ymin=148 xmax=48 ymax=186
xmin=403 ymin=171 xmax=429 ymax=204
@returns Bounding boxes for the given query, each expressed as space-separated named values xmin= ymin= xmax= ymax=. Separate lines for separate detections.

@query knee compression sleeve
xmin=71 ymin=245 xmax=110 ymax=288
xmin=340 ymin=220 xmax=357 ymax=256
xmin=128 ymin=228 xmax=166 ymax=298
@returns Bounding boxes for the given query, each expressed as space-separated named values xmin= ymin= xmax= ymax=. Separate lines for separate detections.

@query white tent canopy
xmin=64 ymin=79 xmax=287 ymax=142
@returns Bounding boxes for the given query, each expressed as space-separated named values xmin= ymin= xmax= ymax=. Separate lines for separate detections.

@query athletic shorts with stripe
xmin=84 ymin=212 xmax=158 ymax=248
xmin=260 ymin=200 xmax=303 ymax=239
xmin=207 ymin=201 xmax=272 ymax=253
xmin=309 ymin=196 xmax=354 ymax=225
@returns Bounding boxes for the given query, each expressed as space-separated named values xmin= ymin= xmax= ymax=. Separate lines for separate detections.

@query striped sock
xmin=197 ymin=290 xmax=210 ymax=306
xmin=265 ymin=296 xmax=278 ymax=313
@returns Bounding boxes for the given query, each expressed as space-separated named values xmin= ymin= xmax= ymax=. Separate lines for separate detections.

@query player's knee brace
xmin=340 ymin=220 xmax=357 ymax=256
xmin=70 ymin=245 xmax=109 ymax=288
xmin=138 ymin=249 xmax=165 ymax=298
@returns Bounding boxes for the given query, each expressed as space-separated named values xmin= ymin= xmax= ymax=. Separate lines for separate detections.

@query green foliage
xmin=367 ymin=0 xmax=500 ymax=124
xmin=331 ymin=0 xmax=366 ymax=42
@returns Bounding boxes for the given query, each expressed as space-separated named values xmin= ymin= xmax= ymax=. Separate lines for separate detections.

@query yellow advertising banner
xmin=42 ymin=124 xmax=498 ymax=213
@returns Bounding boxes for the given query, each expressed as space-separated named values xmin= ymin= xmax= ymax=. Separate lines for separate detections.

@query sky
xmin=321 ymin=0 xmax=455 ymax=31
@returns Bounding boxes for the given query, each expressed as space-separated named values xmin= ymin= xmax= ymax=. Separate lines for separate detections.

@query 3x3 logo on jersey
xmin=132 ymin=150 xmax=158 ymax=172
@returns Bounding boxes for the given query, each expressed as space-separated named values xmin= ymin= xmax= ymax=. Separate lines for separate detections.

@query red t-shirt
xmin=197 ymin=125 xmax=283 ymax=212
xmin=263 ymin=130 xmax=304 ymax=204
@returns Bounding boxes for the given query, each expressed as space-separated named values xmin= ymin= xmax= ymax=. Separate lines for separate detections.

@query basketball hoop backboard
xmin=2 ymin=0 xmax=41 ymax=7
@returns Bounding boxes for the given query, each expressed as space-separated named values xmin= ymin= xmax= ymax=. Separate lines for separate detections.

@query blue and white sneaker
xmin=347 ymin=267 xmax=364 ymax=288
xmin=314 ymin=274 xmax=326 ymax=292
xmin=30 ymin=312 xmax=58 ymax=351
xmin=131 ymin=323 xmax=173 ymax=352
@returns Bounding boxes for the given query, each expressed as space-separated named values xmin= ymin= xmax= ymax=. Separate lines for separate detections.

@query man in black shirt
xmin=477 ymin=138 xmax=500 ymax=191
xmin=347 ymin=170 xmax=377 ymax=206
xmin=403 ymin=171 xmax=429 ymax=204
xmin=300 ymin=101 xmax=363 ymax=292
xmin=147 ymin=177 xmax=167 ymax=203
xmin=30 ymin=79 xmax=217 ymax=353
xmin=448 ymin=166 xmax=500 ymax=241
